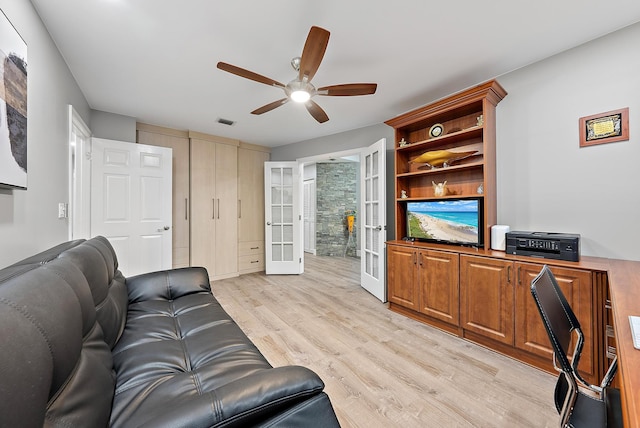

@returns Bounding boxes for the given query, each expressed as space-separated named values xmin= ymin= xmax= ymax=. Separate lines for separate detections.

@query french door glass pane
xmin=271 ymin=169 xmax=281 ymax=185
xmin=271 ymin=187 xmax=281 ymax=204
xmin=272 ymin=244 xmax=282 ymax=261
xmin=272 ymin=206 xmax=282 ymax=223
xmin=372 ymin=253 xmax=379 ymax=279
xmin=372 ymin=177 xmax=378 ymax=201
xmin=283 ymin=206 xmax=293 ymax=222
xmin=372 ymin=151 xmax=379 ymax=175
xmin=283 ymin=244 xmax=293 ymax=261
xmin=283 ymin=225 xmax=293 ymax=242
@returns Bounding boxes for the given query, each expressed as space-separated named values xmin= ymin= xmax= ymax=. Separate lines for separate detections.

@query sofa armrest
xmin=136 ymin=366 xmax=328 ymax=428
xmin=126 ymin=267 xmax=211 ymax=303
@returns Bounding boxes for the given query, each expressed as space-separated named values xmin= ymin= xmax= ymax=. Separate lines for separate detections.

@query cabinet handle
xmin=238 ymin=200 xmax=242 ymax=219
xmin=250 ymin=247 xmax=260 ymax=250
xmin=517 ymin=266 xmax=522 ymax=285
xmin=217 ymin=199 xmax=220 ymax=219
xmin=507 ymin=265 xmax=511 ymax=283
xmin=212 ymin=199 xmax=215 ymax=219
xmin=419 ymin=253 xmax=423 ymax=266
xmin=185 ymin=198 xmax=188 ymax=221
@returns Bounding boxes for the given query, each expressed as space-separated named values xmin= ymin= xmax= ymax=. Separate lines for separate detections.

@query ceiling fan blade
xmin=305 ymin=100 xmax=329 ymax=123
xmin=298 ymin=26 xmax=330 ymax=82
xmin=317 ymin=83 xmax=378 ymax=96
xmin=251 ymin=98 xmax=289 ymax=115
xmin=217 ymin=62 xmax=285 ymax=88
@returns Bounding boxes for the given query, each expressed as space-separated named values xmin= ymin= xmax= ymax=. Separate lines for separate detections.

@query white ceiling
xmin=31 ymin=0 xmax=640 ymax=148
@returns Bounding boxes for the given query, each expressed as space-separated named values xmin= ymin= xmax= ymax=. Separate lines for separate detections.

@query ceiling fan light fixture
xmin=290 ymin=89 xmax=311 ymax=103
xmin=285 ymin=79 xmax=314 ymax=103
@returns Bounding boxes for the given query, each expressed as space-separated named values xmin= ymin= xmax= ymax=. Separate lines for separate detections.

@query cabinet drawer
xmin=239 ymin=254 xmax=264 ymax=272
xmin=239 ymin=241 xmax=264 ymax=256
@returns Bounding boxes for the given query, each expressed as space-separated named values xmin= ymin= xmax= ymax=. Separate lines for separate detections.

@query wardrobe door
xmin=189 ymin=138 xmax=216 ymax=276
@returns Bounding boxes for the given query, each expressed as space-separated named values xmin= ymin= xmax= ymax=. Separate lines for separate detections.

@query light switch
xmin=58 ymin=203 xmax=67 ymax=219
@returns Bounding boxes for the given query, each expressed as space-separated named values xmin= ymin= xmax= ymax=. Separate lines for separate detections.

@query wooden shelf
xmin=386 ymin=79 xmax=507 ymax=250
xmin=397 ymin=126 xmax=483 ymax=152
xmin=396 ymin=160 xmax=484 ymax=178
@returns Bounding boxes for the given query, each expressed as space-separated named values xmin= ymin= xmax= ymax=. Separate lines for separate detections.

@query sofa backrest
xmin=0 ymin=248 xmax=115 ymax=427
xmin=58 ymin=236 xmax=129 ymax=348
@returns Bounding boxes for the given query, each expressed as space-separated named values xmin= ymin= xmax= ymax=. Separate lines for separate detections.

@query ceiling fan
xmin=217 ymin=26 xmax=377 ymax=123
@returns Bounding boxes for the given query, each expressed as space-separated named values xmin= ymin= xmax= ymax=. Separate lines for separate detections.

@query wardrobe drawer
xmin=239 ymin=241 xmax=263 ymax=256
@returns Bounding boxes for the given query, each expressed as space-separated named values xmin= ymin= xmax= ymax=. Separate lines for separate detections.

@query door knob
xmin=158 ymin=226 xmax=170 ymax=232
xmin=375 ymin=225 xmax=382 ymax=231
xmin=266 ymin=222 xmax=272 ymax=225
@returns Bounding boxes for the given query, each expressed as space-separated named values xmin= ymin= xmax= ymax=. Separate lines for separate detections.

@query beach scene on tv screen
xmin=407 ymin=200 xmax=479 ymax=243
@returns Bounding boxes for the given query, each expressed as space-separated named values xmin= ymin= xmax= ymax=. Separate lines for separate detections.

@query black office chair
xmin=530 ymin=265 xmax=622 ymax=427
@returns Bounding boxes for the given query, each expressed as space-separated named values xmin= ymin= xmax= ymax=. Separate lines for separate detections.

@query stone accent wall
xmin=315 ymin=162 xmax=358 ymax=257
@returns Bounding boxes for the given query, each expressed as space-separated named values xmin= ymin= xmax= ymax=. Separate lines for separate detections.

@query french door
xmin=360 ymin=139 xmax=387 ymax=302
xmin=264 ymin=162 xmax=302 ymax=274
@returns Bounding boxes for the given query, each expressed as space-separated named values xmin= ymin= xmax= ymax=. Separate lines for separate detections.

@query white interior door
xmin=91 ymin=138 xmax=172 ymax=277
xmin=360 ymin=138 xmax=386 ymax=302
xmin=303 ymin=179 xmax=316 ymax=254
xmin=265 ymin=161 xmax=302 ymax=274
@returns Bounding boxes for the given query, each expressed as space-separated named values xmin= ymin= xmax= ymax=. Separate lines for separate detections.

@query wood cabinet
xmin=190 ymin=133 xmax=238 ymax=280
xmin=136 ymin=124 xmax=190 ymax=268
xmin=388 ymin=245 xmax=459 ymax=331
xmin=460 ymin=255 xmax=514 ymax=345
xmin=238 ymin=144 xmax=270 ymax=274
xmin=387 ymin=241 xmax=606 ymax=385
xmin=514 ymin=262 xmax=596 ymax=381
xmin=387 ymin=245 xmax=419 ymax=311
xmin=385 ymin=80 xmax=507 ymax=251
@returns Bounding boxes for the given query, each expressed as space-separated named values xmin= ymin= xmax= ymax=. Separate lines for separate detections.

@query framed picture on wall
xmin=579 ymin=107 xmax=629 ymax=148
xmin=0 ymin=9 xmax=27 ymax=189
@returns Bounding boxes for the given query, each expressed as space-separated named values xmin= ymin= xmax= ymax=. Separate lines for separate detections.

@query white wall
xmin=0 ymin=0 xmax=91 ymax=267
xmin=90 ymin=109 xmax=136 ymax=142
xmin=496 ymin=22 xmax=640 ymax=260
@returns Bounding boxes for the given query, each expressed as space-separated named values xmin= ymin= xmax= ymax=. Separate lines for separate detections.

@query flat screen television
xmin=406 ymin=198 xmax=483 ymax=247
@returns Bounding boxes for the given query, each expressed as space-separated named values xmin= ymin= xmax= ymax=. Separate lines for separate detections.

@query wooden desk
xmin=607 ymin=259 xmax=640 ymax=428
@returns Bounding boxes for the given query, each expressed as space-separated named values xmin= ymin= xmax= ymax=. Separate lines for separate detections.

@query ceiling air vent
xmin=216 ymin=118 xmax=235 ymax=126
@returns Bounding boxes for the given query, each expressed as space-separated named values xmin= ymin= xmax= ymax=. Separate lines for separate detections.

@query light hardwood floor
xmin=213 ymin=254 xmax=559 ymax=427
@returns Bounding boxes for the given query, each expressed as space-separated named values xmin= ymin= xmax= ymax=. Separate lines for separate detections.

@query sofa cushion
xmin=0 ymin=257 xmax=114 ymax=427
xmin=58 ymin=236 xmax=128 ymax=349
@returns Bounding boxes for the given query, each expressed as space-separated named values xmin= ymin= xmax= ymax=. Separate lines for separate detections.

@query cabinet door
xmin=460 ymin=255 xmax=514 ymax=345
xmin=387 ymin=245 xmax=418 ymax=310
xmin=238 ymin=148 xmax=269 ymax=243
xmin=515 ymin=263 xmax=595 ymax=381
xmin=213 ymin=143 xmax=238 ymax=278
xmin=418 ymin=250 xmax=459 ymax=326
xmin=190 ymin=139 xmax=216 ymax=276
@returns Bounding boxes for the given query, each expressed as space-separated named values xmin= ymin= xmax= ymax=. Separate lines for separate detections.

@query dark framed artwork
xmin=0 ymin=9 xmax=27 ymax=189
xmin=579 ymin=107 xmax=629 ymax=148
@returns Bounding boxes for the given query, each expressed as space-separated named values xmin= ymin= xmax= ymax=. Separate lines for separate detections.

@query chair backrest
xmin=530 ymin=265 xmax=582 ymax=426
xmin=530 ymin=265 xmax=582 ymax=371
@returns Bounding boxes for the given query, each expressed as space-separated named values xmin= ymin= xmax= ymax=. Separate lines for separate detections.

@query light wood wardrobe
xmin=136 ymin=123 xmax=270 ymax=280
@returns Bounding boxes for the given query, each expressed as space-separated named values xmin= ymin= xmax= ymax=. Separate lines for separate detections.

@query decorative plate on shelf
xmin=429 ymin=123 xmax=444 ymax=138
xmin=409 ymin=149 xmax=478 ymax=169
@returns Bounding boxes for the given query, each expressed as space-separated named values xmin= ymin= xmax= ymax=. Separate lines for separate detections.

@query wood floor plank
xmin=213 ymin=254 xmax=559 ymax=427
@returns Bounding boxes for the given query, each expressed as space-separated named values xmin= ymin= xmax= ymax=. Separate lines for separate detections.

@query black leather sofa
xmin=0 ymin=236 xmax=340 ymax=427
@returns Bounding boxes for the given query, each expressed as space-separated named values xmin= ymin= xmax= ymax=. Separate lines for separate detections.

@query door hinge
xmin=299 ymin=257 xmax=302 ymax=263
xmin=299 ymin=215 xmax=302 ymax=220
xmin=85 ymin=151 xmax=92 ymax=160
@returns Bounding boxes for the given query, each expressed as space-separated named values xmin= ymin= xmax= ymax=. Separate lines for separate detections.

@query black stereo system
xmin=505 ymin=231 xmax=580 ymax=262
